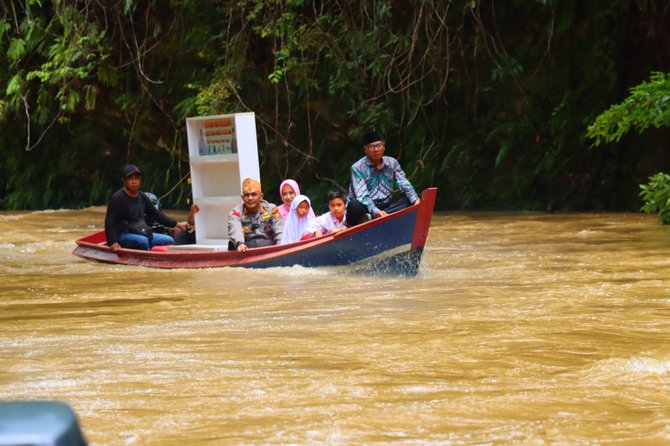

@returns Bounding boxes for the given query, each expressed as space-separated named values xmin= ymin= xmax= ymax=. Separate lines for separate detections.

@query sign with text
xmin=198 ymin=117 xmax=237 ymax=155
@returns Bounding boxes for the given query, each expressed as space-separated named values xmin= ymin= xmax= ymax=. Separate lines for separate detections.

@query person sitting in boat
xmin=173 ymin=203 xmax=198 ymax=245
xmin=228 ymin=178 xmax=283 ymax=252
xmin=306 ymin=190 xmax=348 ymax=237
xmin=346 ymin=129 xmax=421 ymax=226
xmin=142 ymin=192 xmax=196 ymax=244
xmin=279 ymin=194 xmax=317 ymax=244
xmin=143 ymin=192 xmax=171 ymax=235
xmin=105 ymin=164 xmax=189 ymax=252
xmin=277 ymin=179 xmax=315 ymax=220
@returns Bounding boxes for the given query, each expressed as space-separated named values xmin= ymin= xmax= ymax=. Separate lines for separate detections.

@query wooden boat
xmin=73 ymin=188 xmax=437 ymax=276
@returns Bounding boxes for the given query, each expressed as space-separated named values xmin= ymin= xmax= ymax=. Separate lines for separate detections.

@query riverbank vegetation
xmin=1 ymin=1 xmax=668 ymax=211
xmin=587 ymin=71 xmax=670 ymax=223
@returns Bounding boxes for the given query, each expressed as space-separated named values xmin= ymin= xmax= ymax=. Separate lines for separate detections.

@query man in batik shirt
xmin=346 ymin=130 xmax=421 ymax=226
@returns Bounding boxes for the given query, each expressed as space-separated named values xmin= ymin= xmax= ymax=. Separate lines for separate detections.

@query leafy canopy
xmin=587 ymin=71 xmax=670 ymax=223
xmin=586 ymin=71 xmax=670 ymax=146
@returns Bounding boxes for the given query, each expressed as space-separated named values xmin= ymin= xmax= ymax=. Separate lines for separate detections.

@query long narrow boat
xmin=73 ymin=188 xmax=437 ymax=276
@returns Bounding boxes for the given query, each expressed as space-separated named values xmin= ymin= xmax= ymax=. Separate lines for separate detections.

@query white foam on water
xmin=626 ymin=357 xmax=670 ymax=374
xmin=30 ymin=209 xmax=71 ymax=214
xmin=263 ymin=264 xmax=337 ymax=277
xmin=0 ymin=214 xmax=24 ymax=221
xmin=399 ymin=385 xmax=436 ymax=394
xmin=577 ymin=229 xmax=596 ymax=237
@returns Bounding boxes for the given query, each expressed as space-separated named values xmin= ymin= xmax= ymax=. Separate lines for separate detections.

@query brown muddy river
xmin=1 ymin=207 xmax=669 ymax=445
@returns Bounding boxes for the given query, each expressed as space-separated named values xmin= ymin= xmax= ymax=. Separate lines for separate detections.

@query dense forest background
xmin=1 ymin=0 xmax=669 ymax=212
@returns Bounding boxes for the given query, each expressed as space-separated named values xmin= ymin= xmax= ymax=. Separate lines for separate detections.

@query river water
xmin=1 ymin=207 xmax=670 ymax=445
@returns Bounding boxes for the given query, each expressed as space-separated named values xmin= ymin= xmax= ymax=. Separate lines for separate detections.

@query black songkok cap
xmin=361 ymin=130 xmax=384 ymax=147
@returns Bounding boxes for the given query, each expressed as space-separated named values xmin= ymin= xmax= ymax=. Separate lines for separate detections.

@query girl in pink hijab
xmin=278 ymin=179 xmax=315 ymax=220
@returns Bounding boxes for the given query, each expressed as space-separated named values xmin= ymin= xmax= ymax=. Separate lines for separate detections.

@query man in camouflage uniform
xmin=228 ymin=178 xmax=283 ymax=252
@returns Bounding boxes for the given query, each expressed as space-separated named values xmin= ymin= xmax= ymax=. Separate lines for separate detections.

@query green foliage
xmin=3 ymin=5 xmax=111 ymax=125
xmin=0 ymin=0 xmax=668 ymax=212
xmin=587 ymin=72 xmax=670 ymax=146
xmin=587 ymin=71 xmax=670 ymax=221
xmin=7 ymin=37 xmax=26 ymax=61
xmin=640 ymin=173 xmax=670 ymax=224
xmin=0 ymin=20 xmax=10 ymax=39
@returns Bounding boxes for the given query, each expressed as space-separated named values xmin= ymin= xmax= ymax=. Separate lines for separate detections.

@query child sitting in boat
xmin=306 ymin=190 xmax=348 ymax=238
xmin=280 ymin=195 xmax=317 ymax=244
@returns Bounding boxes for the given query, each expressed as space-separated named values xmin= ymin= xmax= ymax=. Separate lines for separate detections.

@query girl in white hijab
xmin=279 ymin=195 xmax=317 ymax=244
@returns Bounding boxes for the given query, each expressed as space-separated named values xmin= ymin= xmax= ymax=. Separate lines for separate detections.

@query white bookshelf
xmin=185 ymin=112 xmax=260 ymax=245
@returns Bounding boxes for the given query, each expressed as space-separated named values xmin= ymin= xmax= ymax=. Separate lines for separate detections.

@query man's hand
xmin=111 ymin=242 xmax=120 ymax=252
xmin=237 ymin=243 xmax=248 ymax=253
xmin=175 ymin=221 xmax=189 ymax=230
xmin=187 ymin=204 xmax=199 ymax=225
xmin=375 ymin=210 xmax=387 ymax=218
xmin=414 ymin=198 xmax=421 ymax=205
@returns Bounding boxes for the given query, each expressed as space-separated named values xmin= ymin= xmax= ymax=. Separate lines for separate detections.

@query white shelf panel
xmin=188 ymin=239 xmax=229 ymax=248
xmin=186 ymin=112 xmax=260 ymax=246
xmin=190 ymin=153 xmax=238 ymax=164
xmin=167 ymin=244 xmax=228 ymax=252
xmin=190 ymin=162 xmax=241 ymax=197
xmin=193 ymin=197 xmax=239 ymax=243
xmin=195 ymin=196 xmax=241 ymax=204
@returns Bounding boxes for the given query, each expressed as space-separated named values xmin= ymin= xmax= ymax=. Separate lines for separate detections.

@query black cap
xmin=122 ymin=164 xmax=141 ymax=178
xmin=362 ymin=130 xmax=384 ymax=147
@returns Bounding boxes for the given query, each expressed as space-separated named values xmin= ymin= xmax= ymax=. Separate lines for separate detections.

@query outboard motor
xmin=144 ymin=192 xmax=169 ymax=234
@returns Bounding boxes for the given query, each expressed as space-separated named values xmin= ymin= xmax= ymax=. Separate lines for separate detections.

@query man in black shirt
xmin=104 ymin=164 xmax=188 ymax=251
